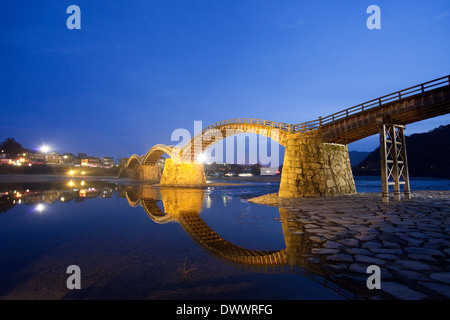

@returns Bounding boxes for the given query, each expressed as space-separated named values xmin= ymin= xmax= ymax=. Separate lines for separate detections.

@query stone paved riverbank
xmin=248 ymin=191 xmax=450 ymax=300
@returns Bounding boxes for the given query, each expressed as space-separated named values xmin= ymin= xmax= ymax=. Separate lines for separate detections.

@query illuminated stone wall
xmin=128 ymin=165 xmax=162 ymax=181
xmin=160 ymin=158 xmax=206 ymax=187
xmin=279 ymin=130 xmax=356 ymax=197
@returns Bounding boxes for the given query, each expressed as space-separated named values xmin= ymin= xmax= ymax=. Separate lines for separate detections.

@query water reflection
xmin=126 ymin=187 xmax=288 ymax=266
xmin=125 ymin=186 xmax=357 ymax=299
xmin=0 ymin=180 xmax=115 ymax=214
xmin=0 ymin=180 xmax=365 ymax=299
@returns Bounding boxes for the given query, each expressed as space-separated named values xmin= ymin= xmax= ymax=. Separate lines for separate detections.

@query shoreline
xmin=247 ymin=191 xmax=450 ymax=300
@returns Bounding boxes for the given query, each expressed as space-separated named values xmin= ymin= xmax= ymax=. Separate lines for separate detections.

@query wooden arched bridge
xmin=124 ymin=75 xmax=450 ymax=201
xmin=125 ymin=187 xmax=288 ymax=267
xmin=124 ymin=186 xmax=356 ymax=299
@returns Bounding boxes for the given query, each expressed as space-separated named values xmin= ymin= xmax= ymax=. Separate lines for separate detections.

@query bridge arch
xmin=125 ymin=154 xmax=142 ymax=169
xmin=127 ymin=187 xmax=287 ymax=267
xmin=178 ymin=119 xmax=290 ymax=162
xmin=142 ymin=144 xmax=176 ymax=166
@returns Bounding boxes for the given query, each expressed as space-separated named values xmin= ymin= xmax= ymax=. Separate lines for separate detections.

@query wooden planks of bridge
xmin=319 ymin=77 xmax=450 ymax=144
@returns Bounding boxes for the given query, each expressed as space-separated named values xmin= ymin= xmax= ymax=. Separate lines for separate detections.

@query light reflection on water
xmin=0 ymin=176 xmax=448 ymax=300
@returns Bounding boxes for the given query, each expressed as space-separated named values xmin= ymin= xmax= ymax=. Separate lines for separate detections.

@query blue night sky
xmin=1 ymin=0 xmax=450 ymax=160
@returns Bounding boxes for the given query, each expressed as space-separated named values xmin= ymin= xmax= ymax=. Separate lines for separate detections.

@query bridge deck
xmin=322 ymin=85 xmax=450 ymax=143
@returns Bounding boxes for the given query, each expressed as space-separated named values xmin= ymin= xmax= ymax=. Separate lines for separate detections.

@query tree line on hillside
xmin=352 ymin=124 xmax=450 ymax=179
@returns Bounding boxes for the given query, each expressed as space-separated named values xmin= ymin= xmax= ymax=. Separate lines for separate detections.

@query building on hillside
xmin=119 ymin=158 xmax=129 ymax=167
xmin=28 ymin=152 xmax=46 ymax=165
xmin=62 ymin=153 xmax=76 ymax=165
xmin=46 ymin=152 xmax=63 ymax=165
xmin=101 ymin=157 xmax=115 ymax=168
xmin=88 ymin=157 xmax=101 ymax=167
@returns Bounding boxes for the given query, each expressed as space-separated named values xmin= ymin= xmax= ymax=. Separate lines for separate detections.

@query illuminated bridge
xmin=124 ymin=187 xmax=357 ymax=299
xmin=125 ymin=75 xmax=450 ymax=201
xmin=125 ymin=187 xmax=287 ymax=267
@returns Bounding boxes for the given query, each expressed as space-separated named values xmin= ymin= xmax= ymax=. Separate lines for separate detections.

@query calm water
xmin=0 ymin=176 xmax=448 ymax=300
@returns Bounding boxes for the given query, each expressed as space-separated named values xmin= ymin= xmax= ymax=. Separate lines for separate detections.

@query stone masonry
xmin=160 ymin=158 xmax=207 ymax=187
xmin=132 ymin=165 xmax=162 ymax=181
xmin=279 ymin=130 xmax=356 ymax=197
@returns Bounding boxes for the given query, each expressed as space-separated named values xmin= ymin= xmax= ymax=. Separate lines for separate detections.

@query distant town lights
xmin=36 ymin=204 xmax=45 ymax=212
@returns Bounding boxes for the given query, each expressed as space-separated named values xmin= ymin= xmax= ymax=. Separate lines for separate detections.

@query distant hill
xmin=348 ymin=151 xmax=371 ymax=167
xmin=352 ymin=124 xmax=450 ymax=179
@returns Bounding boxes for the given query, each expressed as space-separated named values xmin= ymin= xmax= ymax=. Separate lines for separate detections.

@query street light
xmin=40 ymin=145 xmax=50 ymax=153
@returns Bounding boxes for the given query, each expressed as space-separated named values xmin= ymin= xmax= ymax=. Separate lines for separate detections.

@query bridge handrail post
xmin=319 ymin=116 xmax=322 ymax=127
xmin=421 ymin=84 xmax=425 ymax=94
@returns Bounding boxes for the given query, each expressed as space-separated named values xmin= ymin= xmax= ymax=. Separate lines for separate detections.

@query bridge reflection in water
xmin=125 ymin=186 xmax=358 ymax=299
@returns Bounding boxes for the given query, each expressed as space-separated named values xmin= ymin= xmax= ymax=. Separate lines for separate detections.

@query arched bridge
xmin=125 ymin=187 xmax=287 ymax=267
xmin=125 ymin=75 xmax=450 ymax=200
xmin=124 ymin=186 xmax=356 ymax=299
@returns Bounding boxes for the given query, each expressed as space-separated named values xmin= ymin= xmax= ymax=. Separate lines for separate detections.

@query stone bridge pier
xmin=279 ymin=130 xmax=356 ymax=197
xmin=160 ymin=158 xmax=206 ymax=187
xmin=129 ymin=164 xmax=162 ymax=181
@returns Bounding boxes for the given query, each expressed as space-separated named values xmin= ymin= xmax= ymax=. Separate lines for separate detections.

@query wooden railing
xmin=291 ymin=75 xmax=450 ymax=132
xmin=194 ymin=118 xmax=293 ymax=134
xmin=181 ymin=75 xmax=450 ymax=144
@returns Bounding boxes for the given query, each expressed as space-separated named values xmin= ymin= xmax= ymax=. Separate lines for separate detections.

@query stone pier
xmin=279 ymin=130 xmax=356 ymax=197
xmin=160 ymin=158 xmax=206 ymax=187
xmin=131 ymin=165 xmax=162 ymax=181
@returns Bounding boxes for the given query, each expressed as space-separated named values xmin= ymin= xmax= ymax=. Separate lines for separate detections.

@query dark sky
xmin=1 ymin=0 xmax=449 ymax=160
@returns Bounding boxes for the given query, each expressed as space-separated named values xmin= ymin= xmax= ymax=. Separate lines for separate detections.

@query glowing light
xmin=197 ymin=153 xmax=207 ymax=163
xmin=81 ymin=171 xmax=86 ymax=175
xmin=40 ymin=145 xmax=50 ymax=153
xmin=36 ymin=204 xmax=45 ymax=212
xmin=68 ymin=180 xmax=74 ymax=187
xmin=81 ymin=180 xmax=85 ymax=186
xmin=61 ymin=197 xmax=65 ymax=202
xmin=69 ymin=170 xmax=75 ymax=175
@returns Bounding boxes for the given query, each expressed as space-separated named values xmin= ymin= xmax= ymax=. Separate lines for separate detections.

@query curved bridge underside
xmin=125 ymin=154 xmax=142 ymax=169
xmin=179 ymin=120 xmax=290 ymax=163
xmin=125 ymin=190 xmax=287 ymax=267
xmin=142 ymin=144 xmax=176 ymax=166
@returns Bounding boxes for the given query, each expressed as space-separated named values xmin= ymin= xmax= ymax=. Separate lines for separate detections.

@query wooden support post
xmin=378 ymin=120 xmax=411 ymax=203
xmin=379 ymin=123 xmax=389 ymax=203
xmin=389 ymin=125 xmax=401 ymax=201
xmin=398 ymin=126 xmax=411 ymax=200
